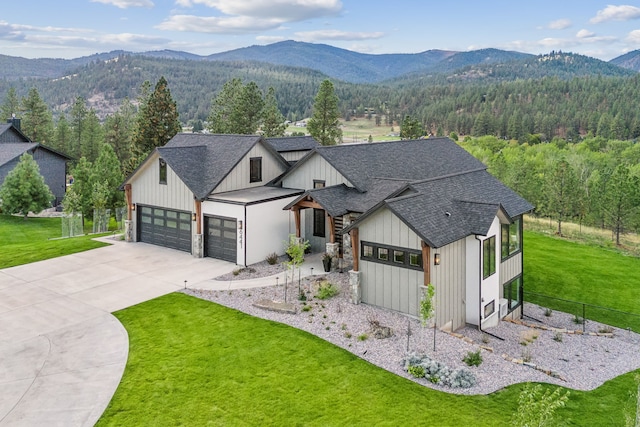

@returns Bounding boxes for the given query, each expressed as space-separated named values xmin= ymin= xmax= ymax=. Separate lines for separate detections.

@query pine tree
xmin=307 ymin=80 xmax=342 ymax=146
xmin=70 ymin=157 xmax=94 ymax=218
xmin=0 ymin=153 xmax=53 ymax=218
xmin=69 ymin=97 xmax=88 ymax=159
xmin=21 ymin=88 xmax=54 ymax=143
xmin=400 ymin=115 xmax=424 ymax=140
xmin=207 ymin=78 xmax=244 ymax=134
xmin=132 ymin=76 xmax=181 ymax=161
xmin=81 ymin=109 xmax=104 ymax=163
xmin=53 ymin=114 xmax=71 ymax=154
xmin=261 ymin=87 xmax=286 ymax=137
xmin=104 ymin=98 xmax=135 ymax=171
xmin=1 ymin=87 xmax=20 ymax=121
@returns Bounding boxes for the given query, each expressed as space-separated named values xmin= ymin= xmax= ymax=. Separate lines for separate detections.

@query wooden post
xmin=421 ymin=241 xmax=431 ymax=286
xmin=124 ymin=184 xmax=132 ymax=221
xmin=351 ymin=227 xmax=359 ymax=272
xmin=328 ymin=214 xmax=335 ymax=244
xmin=194 ymin=200 xmax=202 ymax=235
xmin=293 ymin=207 xmax=301 ymax=238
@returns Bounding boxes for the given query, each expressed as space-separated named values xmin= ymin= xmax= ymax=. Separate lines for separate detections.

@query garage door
xmin=205 ymin=215 xmax=237 ymax=262
xmin=138 ymin=206 xmax=192 ymax=252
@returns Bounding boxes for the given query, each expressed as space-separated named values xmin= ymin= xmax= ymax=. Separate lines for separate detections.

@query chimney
xmin=7 ymin=113 xmax=21 ymax=131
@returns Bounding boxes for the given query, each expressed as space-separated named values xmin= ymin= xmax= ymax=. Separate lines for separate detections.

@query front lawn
xmin=524 ymin=231 xmax=640 ymax=332
xmin=98 ymin=293 xmax=637 ymax=426
xmin=0 ymin=215 xmax=110 ymax=268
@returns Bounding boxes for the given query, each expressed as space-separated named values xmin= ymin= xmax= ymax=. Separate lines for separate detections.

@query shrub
xmin=407 ymin=365 xmax=425 ymax=378
xmin=301 ymin=305 xmax=312 ymax=312
xmin=357 ymin=333 xmax=368 ymax=341
xmin=521 ymin=348 xmax=533 ymax=363
xmin=511 ymin=384 xmax=570 ymax=427
xmin=598 ymin=325 xmax=614 ymax=334
xmin=544 ymin=308 xmax=553 ymax=317
xmin=265 ymin=252 xmax=278 ymax=265
xmin=316 ymin=282 xmax=339 ymax=300
xmin=462 ymin=350 xmax=483 ymax=367
xmin=402 ymin=353 xmax=477 ymax=389
xmin=553 ymin=332 xmax=563 ymax=342
xmin=573 ymin=314 xmax=584 ymax=324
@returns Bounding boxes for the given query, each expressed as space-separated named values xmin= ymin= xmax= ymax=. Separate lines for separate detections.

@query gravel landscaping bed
xmin=184 ymin=270 xmax=640 ymax=395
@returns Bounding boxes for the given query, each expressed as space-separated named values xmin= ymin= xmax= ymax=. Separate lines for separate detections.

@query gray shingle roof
xmin=382 ymin=170 xmax=534 ymax=247
xmin=0 ymin=143 xmax=37 ymax=166
xmin=155 ymin=133 xmax=289 ymax=200
xmin=313 ymin=138 xmax=487 ymax=191
xmin=0 ymin=124 xmax=31 ymax=143
xmin=265 ymin=136 xmax=319 ymax=153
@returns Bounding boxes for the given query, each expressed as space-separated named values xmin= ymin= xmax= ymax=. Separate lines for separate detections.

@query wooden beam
xmin=124 ymin=184 xmax=132 ymax=221
xmin=328 ymin=213 xmax=335 ymax=244
xmin=295 ymin=200 xmax=323 ymax=209
xmin=351 ymin=227 xmax=359 ymax=272
xmin=194 ymin=200 xmax=202 ymax=235
xmin=293 ymin=207 xmax=301 ymax=238
xmin=421 ymin=241 xmax=431 ymax=286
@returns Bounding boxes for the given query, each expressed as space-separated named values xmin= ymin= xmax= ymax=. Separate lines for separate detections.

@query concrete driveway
xmin=0 ymin=237 xmax=236 ymax=426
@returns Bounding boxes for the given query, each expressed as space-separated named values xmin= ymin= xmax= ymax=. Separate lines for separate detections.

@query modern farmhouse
xmin=122 ymin=134 xmax=532 ymax=331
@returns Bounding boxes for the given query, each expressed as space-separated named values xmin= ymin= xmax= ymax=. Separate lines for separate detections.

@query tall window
xmin=501 ymin=217 xmax=521 ymax=260
xmin=313 ymin=208 xmax=325 ymax=237
xmin=250 ymin=157 xmax=262 ymax=183
xmin=483 ymin=236 xmax=496 ymax=279
xmin=159 ymin=159 xmax=167 ymax=184
xmin=503 ymin=276 xmax=522 ymax=311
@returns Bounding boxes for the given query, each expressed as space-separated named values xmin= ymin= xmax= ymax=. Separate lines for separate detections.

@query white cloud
xmin=256 ymin=35 xmax=287 ymax=43
xmin=295 ymin=29 xmax=384 ymax=42
xmin=157 ymin=14 xmax=282 ymax=33
xmin=172 ymin=0 xmax=341 ymax=20
xmin=91 ymin=0 xmax=154 ymax=8
xmin=627 ymin=29 xmax=640 ymax=43
xmin=548 ymin=19 xmax=571 ymax=30
xmin=576 ymin=29 xmax=595 ymax=38
xmin=590 ymin=5 xmax=640 ymax=23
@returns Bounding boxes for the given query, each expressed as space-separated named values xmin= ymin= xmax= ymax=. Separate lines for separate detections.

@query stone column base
xmin=124 ymin=220 xmax=133 ymax=242
xmin=193 ymin=234 xmax=204 ymax=258
xmin=349 ymin=270 xmax=362 ymax=304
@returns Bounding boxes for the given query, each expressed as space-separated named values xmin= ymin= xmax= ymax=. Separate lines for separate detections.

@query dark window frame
xmin=501 ymin=217 xmax=522 ymax=261
xmin=360 ymin=240 xmax=423 ymax=271
xmin=249 ymin=157 xmax=262 ymax=183
xmin=483 ymin=235 xmax=496 ymax=279
xmin=313 ymin=179 xmax=326 ymax=189
xmin=313 ymin=208 xmax=326 ymax=237
xmin=484 ymin=300 xmax=495 ymax=318
xmin=159 ymin=158 xmax=167 ymax=185
xmin=503 ymin=275 xmax=523 ymax=312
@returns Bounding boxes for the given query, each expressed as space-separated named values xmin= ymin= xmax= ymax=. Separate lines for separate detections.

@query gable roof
xmin=308 ymin=138 xmax=488 ymax=191
xmin=265 ymin=136 xmax=319 ymax=153
xmin=150 ymin=133 xmax=290 ymax=200
xmin=0 ymin=124 xmax=31 ymax=143
xmin=0 ymin=143 xmax=72 ymax=168
xmin=346 ymin=169 xmax=534 ymax=248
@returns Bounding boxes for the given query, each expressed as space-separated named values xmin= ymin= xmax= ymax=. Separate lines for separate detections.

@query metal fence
xmin=523 ymin=291 xmax=640 ymax=334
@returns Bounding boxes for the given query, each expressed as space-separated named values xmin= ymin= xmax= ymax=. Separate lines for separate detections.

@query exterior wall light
xmin=192 ymin=213 xmax=197 ymax=222
xmin=238 ymin=220 xmax=243 ymax=230
xmin=434 ymin=253 xmax=441 ymax=265
xmin=131 ymin=203 xmax=136 ymax=211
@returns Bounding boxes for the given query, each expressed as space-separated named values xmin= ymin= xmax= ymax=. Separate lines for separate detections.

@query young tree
xmin=21 ymin=88 xmax=54 ymax=143
xmin=307 ymin=79 xmax=342 ymax=146
xmin=261 ymin=87 xmax=286 ymax=137
xmin=70 ymin=157 xmax=94 ymax=218
xmin=400 ymin=115 xmax=424 ymax=140
xmin=132 ymin=76 xmax=181 ymax=161
xmin=0 ymin=153 xmax=53 ymax=218
xmin=90 ymin=144 xmax=124 ymax=214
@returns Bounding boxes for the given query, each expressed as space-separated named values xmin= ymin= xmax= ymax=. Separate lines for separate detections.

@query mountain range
xmin=2 ymin=40 xmax=639 ymax=84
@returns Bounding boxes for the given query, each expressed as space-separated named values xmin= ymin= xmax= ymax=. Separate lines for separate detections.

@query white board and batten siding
xmin=431 ymin=238 xmax=468 ymax=331
xmin=280 ymin=151 xmax=307 ymax=163
xmin=500 ymin=252 xmax=522 ymax=285
xmin=212 ymin=144 xmax=287 ymax=194
xmin=131 ymin=152 xmax=193 ymax=212
xmin=281 ymin=153 xmax=352 ymax=190
xmin=358 ymin=208 xmax=423 ymax=317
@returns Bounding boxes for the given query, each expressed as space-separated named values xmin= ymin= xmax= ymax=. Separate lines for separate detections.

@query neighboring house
xmin=122 ymin=133 xmax=303 ymax=265
xmin=278 ymin=138 xmax=533 ymax=331
xmin=0 ymin=123 xmax=70 ymax=206
xmin=265 ymin=136 xmax=319 ymax=165
xmin=123 ymin=135 xmax=532 ymax=331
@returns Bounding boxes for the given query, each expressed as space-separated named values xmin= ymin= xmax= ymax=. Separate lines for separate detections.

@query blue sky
xmin=2 ymin=1 xmax=640 ymax=60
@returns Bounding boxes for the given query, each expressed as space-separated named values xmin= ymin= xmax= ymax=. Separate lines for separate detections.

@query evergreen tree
xmin=1 ymin=87 xmax=20 ymax=121
xmin=70 ymin=157 xmax=94 ymax=218
xmin=0 ymin=153 xmax=53 ymax=218
xmin=234 ymin=81 xmax=264 ymax=134
xmin=53 ymin=114 xmax=71 ymax=154
xmin=20 ymin=88 xmax=54 ymax=143
xmin=400 ymin=115 xmax=424 ymax=139
xmin=69 ymin=97 xmax=88 ymax=159
xmin=104 ymin=98 xmax=135 ymax=171
xmin=307 ymin=80 xmax=342 ymax=146
xmin=132 ymin=76 xmax=181 ymax=161
xmin=206 ymin=78 xmax=250 ymax=134
xmin=81 ymin=109 xmax=104 ymax=162
xmin=603 ymin=164 xmax=637 ymax=245
xmin=545 ymin=158 xmax=581 ymax=236
xmin=261 ymin=87 xmax=286 ymax=137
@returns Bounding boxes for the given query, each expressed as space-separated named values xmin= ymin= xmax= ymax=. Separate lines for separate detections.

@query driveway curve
xmin=0 ymin=237 xmax=236 ymax=426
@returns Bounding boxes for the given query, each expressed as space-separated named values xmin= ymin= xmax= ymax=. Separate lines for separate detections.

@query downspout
xmin=244 ymin=204 xmax=247 ymax=267
xmin=475 ymin=235 xmax=503 ymax=341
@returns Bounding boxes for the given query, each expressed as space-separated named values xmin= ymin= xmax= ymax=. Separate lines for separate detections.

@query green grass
xmin=524 ymin=230 xmax=640 ymax=332
xmin=98 ymin=293 xmax=638 ymax=426
xmin=0 ymin=215 xmax=111 ymax=268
